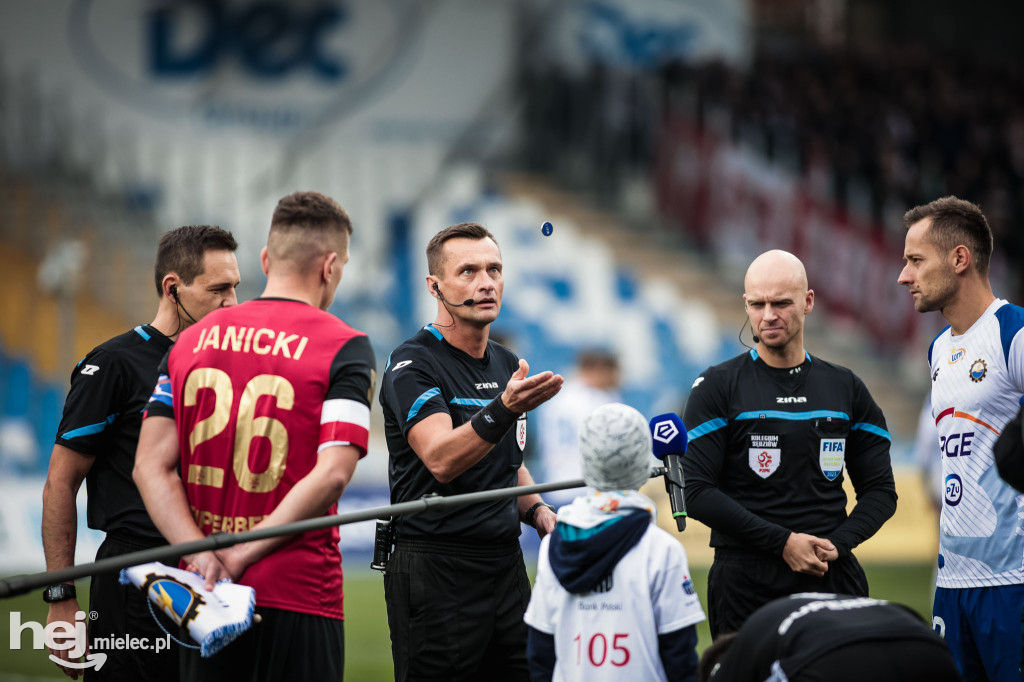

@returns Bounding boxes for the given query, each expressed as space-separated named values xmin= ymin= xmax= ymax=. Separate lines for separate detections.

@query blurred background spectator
xmin=535 ymin=348 xmax=622 ymax=508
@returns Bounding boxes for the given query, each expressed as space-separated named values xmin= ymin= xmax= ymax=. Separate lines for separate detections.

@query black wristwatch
xmin=523 ymin=501 xmax=556 ymax=528
xmin=43 ymin=583 xmax=76 ymax=603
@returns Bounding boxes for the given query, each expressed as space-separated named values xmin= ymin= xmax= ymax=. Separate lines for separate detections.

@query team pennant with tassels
xmin=119 ymin=562 xmax=256 ymax=657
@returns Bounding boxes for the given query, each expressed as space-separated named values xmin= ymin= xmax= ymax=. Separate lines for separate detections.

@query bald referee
xmin=682 ymin=250 xmax=897 ymax=639
xmin=379 ymin=222 xmax=563 ymax=681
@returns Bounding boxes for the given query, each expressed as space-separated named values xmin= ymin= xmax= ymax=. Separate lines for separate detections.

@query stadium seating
xmin=0 ymin=343 xmax=62 ymax=476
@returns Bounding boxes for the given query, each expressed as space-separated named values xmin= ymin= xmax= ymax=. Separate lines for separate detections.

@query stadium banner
xmin=654 ymin=114 xmax=921 ymax=349
xmin=539 ymin=0 xmax=749 ymax=72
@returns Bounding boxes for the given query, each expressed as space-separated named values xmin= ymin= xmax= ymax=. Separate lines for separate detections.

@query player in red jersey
xmin=134 ymin=191 xmax=375 ymax=682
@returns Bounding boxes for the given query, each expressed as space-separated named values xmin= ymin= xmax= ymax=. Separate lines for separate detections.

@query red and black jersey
xmin=146 ymin=298 xmax=375 ymax=620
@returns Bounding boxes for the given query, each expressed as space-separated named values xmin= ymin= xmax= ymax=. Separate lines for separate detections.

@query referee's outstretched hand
xmin=500 ymin=359 xmax=563 ymax=413
xmin=782 ymin=532 xmax=835 ymax=578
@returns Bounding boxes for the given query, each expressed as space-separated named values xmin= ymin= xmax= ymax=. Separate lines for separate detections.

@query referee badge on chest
xmin=748 ymin=434 xmax=780 ymax=479
xmin=516 ymin=415 xmax=527 ymax=452
xmin=819 ymin=439 xmax=846 ymax=480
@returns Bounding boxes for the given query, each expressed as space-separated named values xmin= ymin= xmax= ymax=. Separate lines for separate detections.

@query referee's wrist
xmin=470 ymin=395 xmax=520 ymax=444
xmin=523 ymin=501 xmax=555 ymax=528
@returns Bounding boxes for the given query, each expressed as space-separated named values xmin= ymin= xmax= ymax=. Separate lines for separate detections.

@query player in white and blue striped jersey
xmin=900 ymin=195 xmax=1024 ymax=681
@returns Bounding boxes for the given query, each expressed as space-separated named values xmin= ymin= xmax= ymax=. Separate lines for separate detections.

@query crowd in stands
xmin=520 ymin=46 xmax=1024 ymax=298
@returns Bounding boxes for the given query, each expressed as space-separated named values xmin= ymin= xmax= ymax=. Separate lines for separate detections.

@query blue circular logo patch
xmin=944 ymin=474 xmax=963 ymax=506
xmin=541 ymin=221 xmax=553 ymax=236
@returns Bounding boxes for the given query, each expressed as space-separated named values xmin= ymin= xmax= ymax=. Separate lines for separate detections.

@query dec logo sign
xmin=149 ymin=0 xmax=346 ymax=80
xmin=68 ymin=0 xmax=416 ymax=129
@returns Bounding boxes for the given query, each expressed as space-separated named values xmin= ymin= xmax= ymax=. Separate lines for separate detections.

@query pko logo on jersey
xmin=940 ymin=432 xmax=974 ymax=457
xmin=944 ymin=473 xmax=963 ymax=506
xmin=818 ymin=439 xmax=845 ymax=480
xmin=68 ymin=0 xmax=418 ymax=131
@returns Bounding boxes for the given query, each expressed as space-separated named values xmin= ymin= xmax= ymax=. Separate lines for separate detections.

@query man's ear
xmin=260 ymin=246 xmax=270 ymax=276
xmin=426 ymin=275 xmax=439 ymax=298
xmin=951 ymin=245 xmax=972 ymax=275
xmin=804 ymin=288 xmax=815 ymax=314
xmin=323 ymin=251 xmax=338 ymax=283
xmin=161 ymin=273 xmax=180 ymax=300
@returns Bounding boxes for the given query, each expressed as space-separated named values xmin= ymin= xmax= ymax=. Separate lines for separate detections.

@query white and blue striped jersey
xmin=929 ymin=299 xmax=1024 ymax=588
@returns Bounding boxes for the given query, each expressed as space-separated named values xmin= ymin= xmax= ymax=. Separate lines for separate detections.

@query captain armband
xmin=470 ymin=394 xmax=520 ymax=444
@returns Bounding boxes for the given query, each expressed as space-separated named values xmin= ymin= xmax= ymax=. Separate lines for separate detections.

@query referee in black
xmin=699 ymin=594 xmax=961 ymax=681
xmin=379 ymin=222 xmax=563 ymax=682
xmin=682 ymin=249 xmax=897 ymax=639
xmin=40 ymin=226 xmax=238 ymax=680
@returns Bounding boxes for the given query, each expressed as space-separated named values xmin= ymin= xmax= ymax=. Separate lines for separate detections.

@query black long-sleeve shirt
xmin=681 ymin=349 xmax=897 ymax=557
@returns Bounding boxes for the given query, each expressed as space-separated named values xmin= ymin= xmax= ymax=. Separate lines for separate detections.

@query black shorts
xmin=180 ymin=607 xmax=344 ymax=682
xmin=707 ymin=548 xmax=869 ymax=639
xmin=86 ymin=533 xmax=179 ymax=682
xmin=384 ymin=536 xmax=531 ymax=682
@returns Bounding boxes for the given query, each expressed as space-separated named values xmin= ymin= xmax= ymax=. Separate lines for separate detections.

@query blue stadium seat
xmin=3 ymin=358 xmax=32 ymax=419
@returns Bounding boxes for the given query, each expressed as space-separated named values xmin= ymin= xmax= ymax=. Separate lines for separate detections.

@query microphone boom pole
xmin=0 ymin=468 xmax=667 ymax=599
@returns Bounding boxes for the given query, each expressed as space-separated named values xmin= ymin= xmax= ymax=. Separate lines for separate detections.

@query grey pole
xmin=0 ymin=468 xmax=666 ymax=599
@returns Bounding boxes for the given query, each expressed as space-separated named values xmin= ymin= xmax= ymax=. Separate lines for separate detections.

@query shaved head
xmin=266 ymin=191 xmax=351 ymax=276
xmin=744 ymin=250 xmax=808 ymax=293
xmin=267 ymin=228 xmax=348 ymax=275
xmin=743 ymin=250 xmax=814 ymax=365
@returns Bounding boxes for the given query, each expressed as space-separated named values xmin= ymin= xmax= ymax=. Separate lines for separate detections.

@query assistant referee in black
xmin=40 ymin=226 xmax=238 ymax=680
xmin=681 ymin=250 xmax=897 ymax=639
xmin=379 ymin=222 xmax=563 ymax=682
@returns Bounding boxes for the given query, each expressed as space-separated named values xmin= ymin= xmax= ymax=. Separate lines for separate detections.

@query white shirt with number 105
xmin=525 ymin=524 xmax=705 ymax=681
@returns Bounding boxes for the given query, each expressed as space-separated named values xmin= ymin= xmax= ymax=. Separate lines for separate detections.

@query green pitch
xmin=1 ymin=564 xmax=936 ymax=681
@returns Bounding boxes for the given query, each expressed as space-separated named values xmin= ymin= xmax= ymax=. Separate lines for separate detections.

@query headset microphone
xmin=738 ymin=318 xmax=759 ymax=348
xmin=650 ymin=413 xmax=689 ymax=531
xmin=432 ymin=283 xmax=475 ymax=307
xmin=169 ymin=283 xmax=199 ymax=327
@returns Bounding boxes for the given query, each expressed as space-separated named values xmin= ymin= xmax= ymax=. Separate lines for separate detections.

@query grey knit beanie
xmin=579 ymin=403 xmax=652 ymax=491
